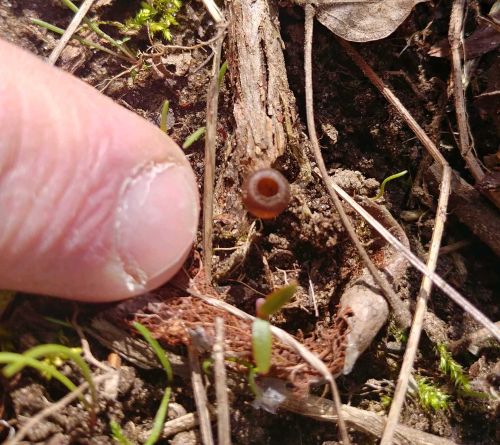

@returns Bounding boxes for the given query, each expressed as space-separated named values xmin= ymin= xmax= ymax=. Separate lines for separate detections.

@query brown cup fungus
xmin=242 ymin=168 xmax=290 ymax=219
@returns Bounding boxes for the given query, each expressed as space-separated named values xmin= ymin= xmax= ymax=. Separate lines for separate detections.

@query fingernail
xmin=115 ymin=162 xmax=199 ymax=292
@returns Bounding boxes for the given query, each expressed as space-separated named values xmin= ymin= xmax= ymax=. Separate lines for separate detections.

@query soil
xmin=0 ymin=0 xmax=499 ymax=444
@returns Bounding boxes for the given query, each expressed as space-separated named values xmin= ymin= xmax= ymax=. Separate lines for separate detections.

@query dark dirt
xmin=0 ymin=0 xmax=499 ymax=444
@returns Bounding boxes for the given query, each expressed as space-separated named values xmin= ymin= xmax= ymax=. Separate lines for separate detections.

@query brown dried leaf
xmin=316 ymin=0 xmax=426 ymax=42
xmin=429 ymin=3 xmax=500 ymax=59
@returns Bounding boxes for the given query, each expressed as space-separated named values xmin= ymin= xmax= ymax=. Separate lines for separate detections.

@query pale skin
xmin=0 ymin=39 xmax=200 ymax=302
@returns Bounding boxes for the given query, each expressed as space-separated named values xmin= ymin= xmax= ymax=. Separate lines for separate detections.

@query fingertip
xmin=0 ymin=40 xmax=200 ymax=302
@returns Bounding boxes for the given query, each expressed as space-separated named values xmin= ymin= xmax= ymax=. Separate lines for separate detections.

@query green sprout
xmin=380 ymin=394 xmax=392 ymax=410
xmin=415 ymin=377 xmax=449 ymax=411
xmin=218 ymin=60 xmax=228 ymax=89
xmin=388 ymin=320 xmax=408 ymax=344
xmin=160 ymin=99 xmax=170 ymax=133
xmin=371 ymin=170 xmax=408 ymax=201
xmin=0 ymin=344 xmax=96 ymax=417
xmin=110 ymin=420 xmax=133 ymax=445
xmin=132 ymin=322 xmax=172 ymax=445
xmin=251 ymin=283 xmax=297 ymax=375
xmin=40 ymin=347 xmax=83 ymax=380
xmin=31 ymin=19 xmax=128 ymax=61
xmin=436 ymin=343 xmax=472 ymax=394
xmin=123 ymin=0 xmax=183 ymax=41
xmin=252 ymin=318 xmax=273 ymax=374
xmin=4 ymin=344 xmax=96 ymax=409
xmin=60 ymin=0 xmax=136 ymax=61
xmin=182 ymin=127 xmax=206 ymax=149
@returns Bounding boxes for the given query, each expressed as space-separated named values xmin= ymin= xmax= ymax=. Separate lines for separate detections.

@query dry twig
xmin=275 ymin=384 xmax=457 ymax=445
xmin=202 ymin=7 xmax=226 ymax=282
xmin=448 ymin=1 xmax=500 ymax=209
xmin=47 ymin=0 xmax=96 ymax=65
xmin=329 ymin=183 xmax=500 ymax=342
xmin=303 ymin=5 xmax=411 ymax=335
xmin=213 ymin=317 xmax=231 ymax=445
xmin=449 ymin=320 xmax=500 ymax=355
xmin=331 ymin=37 xmax=457 ymax=441
xmin=381 ymin=168 xmax=451 ymax=444
xmin=448 ymin=0 xmax=483 ymax=182
xmin=72 ymin=306 xmax=113 ymax=372
xmin=188 ymin=342 xmax=215 ymax=445
xmin=6 ymin=372 xmax=114 ymax=445
xmin=201 ymin=0 xmax=225 ymax=23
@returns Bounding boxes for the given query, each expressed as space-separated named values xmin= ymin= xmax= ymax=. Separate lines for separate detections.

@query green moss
xmin=124 ymin=0 xmax=183 ymax=41
xmin=416 ymin=377 xmax=449 ymax=411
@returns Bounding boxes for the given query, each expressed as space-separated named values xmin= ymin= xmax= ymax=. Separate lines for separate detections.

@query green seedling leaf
xmin=182 ymin=127 xmax=206 ymax=149
xmin=371 ymin=170 xmax=408 ymax=201
xmin=218 ymin=60 xmax=228 ymax=89
xmin=160 ymin=99 xmax=170 ymax=133
xmin=202 ymin=358 xmax=213 ymax=375
xmin=133 ymin=322 xmax=172 ymax=445
xmin=110 ymin=420 xmax=133 ymax=445
xmin=252 ymin=318 xmax=272 ymax=374
xmin=145 ymin=387 xmax=172 ymax=445
xmin=133 ymin=322 xmax=172 ymax=382
xmin=257 ymin=283 xmax=297 ymax=319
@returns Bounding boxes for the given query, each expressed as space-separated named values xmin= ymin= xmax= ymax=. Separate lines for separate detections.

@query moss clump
xmin=124 ymin=0 xmax=183 ymax=41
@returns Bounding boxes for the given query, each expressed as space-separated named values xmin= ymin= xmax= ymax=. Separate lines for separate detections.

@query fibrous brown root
xmin=107 ymin=288 xmax=351 ymax=391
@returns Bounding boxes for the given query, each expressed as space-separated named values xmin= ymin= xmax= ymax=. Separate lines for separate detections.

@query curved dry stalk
xmin=304 ymin=7 xmax=355 ymax=443
xmin=202 ymin=0 xmax=225 ymax=23
xmin=333 ymin=37 xmax=471 ymax=441
xmin=330 ymin=182 xmax=500 ymax=342
xmin=203 ymin=27 xmax=226 ymax=283
xmin=380 ymin=166 xmax=451 ymax=445
xmin=48 ymin=0 xmax=96 ymax=65
xmin=303 ymin=5 xmax=411 ymax=334
xmin=448 ymin=0 xmax=483 ymax=183
xmin=213 ymin=317 xmax=231 ymax=445
xmin=6 ymin=372 xmax=114 ymax=445
xmin=448 ymin=0 xmax=500 ymax=209
xmin=188 ymin=343 xmax=215 ymax=445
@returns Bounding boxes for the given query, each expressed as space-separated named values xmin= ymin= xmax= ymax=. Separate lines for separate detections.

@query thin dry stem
xmin=337 ymin=38 xmax=447 ymax=167
xmin=48 ymin=0 xmax=96 ymax=65
xmin=381 ymin=166 xmax=451 ymax=444
xmin=72 ymin=307 xmax=113 ymax=372
xmin=276 ymin=385 xmax=457 ymax=445
xmin=201 ymin=0 xmax=225 ymax=23
xmin=188 ymin=343 xmax=215 ymax=445
xmin=138 ymin=412 xmax=201 ymax=441
xmin=203 ymin=27 xmax=226 ymax=283
xmin=335 ymin=34 xmax=489 ymax=440
xmin=304 ymin=5 xmax=410 ymax=332
xmin=330 ymin=182 xmax=500 ymax=342
xmin=6 ymin=372 xmax=114 ymax=445
xmin=213 ymin=317 xmax=231 ymax=445
xmin=448 ymin=0 xmax=483 ymax=182
xmin=449 ymin=320 xmax=500 ymax=355
xmin=308 ymin=276 xmax=319 ymax=317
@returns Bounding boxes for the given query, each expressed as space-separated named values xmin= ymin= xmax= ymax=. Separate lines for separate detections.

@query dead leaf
xmin=316 ymin=0 xmax=427 ymax=43
xmin=429 ymin=2 xmax=500 ymax=59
